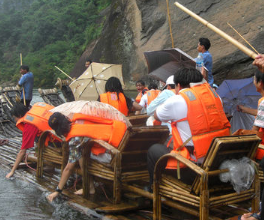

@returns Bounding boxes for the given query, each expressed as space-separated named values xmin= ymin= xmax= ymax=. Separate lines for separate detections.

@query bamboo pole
xmin=55 ymin=66 xmax=73 ymax=80
xmin=19 ymin=53 xmax=26 ymax=106
xmin=174 ymin=2 xmax=258 ymax=59
xmin=166 ymin=0 xmax=175 ymax=48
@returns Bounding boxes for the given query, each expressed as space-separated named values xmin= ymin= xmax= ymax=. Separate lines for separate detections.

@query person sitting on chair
xmin=147 ymin=67 xmax=230 ymax=191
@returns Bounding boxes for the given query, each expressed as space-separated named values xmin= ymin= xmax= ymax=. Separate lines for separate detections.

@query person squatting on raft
xmin=99 ymin=76 xmax=141 ymax=116
xmin=46 ymin=100 xmax=131 ymax=202
xmin=6 ymin=102 xmax=53 ymax=179
xmin=147 ymin=67 xmax=230 ymax=190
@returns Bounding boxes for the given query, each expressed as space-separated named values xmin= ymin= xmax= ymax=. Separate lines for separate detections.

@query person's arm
xmin=18 ymin=74 xmax=26 ymax=86
xmin=253 ymin=54 xmax=264 ymax=73
xmin=237 ymin=105 xmax=257 ymax=116
xmin=132 ymin=101 xmax=143 ymax=111
xmin=147 ymin=90 xmax=174 ymax=116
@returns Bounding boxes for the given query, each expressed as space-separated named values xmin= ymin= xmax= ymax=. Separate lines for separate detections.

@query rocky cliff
xmin=71 ymin=0 xmax=264 ymax=88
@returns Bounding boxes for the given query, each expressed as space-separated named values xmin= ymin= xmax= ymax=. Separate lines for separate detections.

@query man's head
xmin=174 ymin=67 xmax=203 ymax=93
xmin=165 ymin=75 xmax=175 ymax=90
xmin=136 ymin=80 xmax=145 ymax=92
xmin=48 ymin=112 xmax=71 ymax=137
xmin=20 ymin=65 xmax=29 ymax=75
xmin=10 ymin=102 xmax=29 ymax=121
xmin=85 ymin=59 xmax=92 ymax=68
xmin=148 ymin=83 xmax=158 ymax=90
xmin=197 ymin=38 xmax=211 ymax=52
xmin=254 ymin=70 xmax=264 ymax=93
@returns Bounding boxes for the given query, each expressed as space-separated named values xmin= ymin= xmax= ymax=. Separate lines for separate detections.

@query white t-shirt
xmin=156 ymin=89 xmax=193 ymax=146
xmin=139 ymin=93 xmax=148 ymax=108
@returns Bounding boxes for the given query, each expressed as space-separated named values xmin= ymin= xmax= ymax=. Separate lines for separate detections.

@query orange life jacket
xmin=100 ymin=92 xmax=129 ymax=116
xmin=255 ymin=97 xmax=264 ymax=160
xmin=147 ymin=90 xmax=160 ymax=105
xmin=16 ymin=102 xmax=54 ymax=135
xmin=166 ymin=83 xmax=231 ymax=169
xmin=135 ymin=87 xmax=148 ymax=103
xmin=65 ymin=113 xmax=127 ymax=155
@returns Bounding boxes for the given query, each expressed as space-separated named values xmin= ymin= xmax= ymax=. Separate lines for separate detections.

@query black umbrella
xmin=144 ymin=48 xmax=196 ymax=82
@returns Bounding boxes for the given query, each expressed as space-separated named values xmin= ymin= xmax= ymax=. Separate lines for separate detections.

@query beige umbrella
xmin=69 ymin=62 xmax=124 ymax=101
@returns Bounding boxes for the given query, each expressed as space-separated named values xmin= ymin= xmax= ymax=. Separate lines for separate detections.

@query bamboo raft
xmin=0 ymin=85 xmax=263 ymax=219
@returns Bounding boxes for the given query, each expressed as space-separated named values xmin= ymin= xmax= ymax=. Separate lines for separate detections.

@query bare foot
xmin=47 ymin=192 xmax=59 ymax=202
xmin=6 ymin=171 xmax=14 ymax=179
xmin=74 ymin=189 xmax=83 ymax=195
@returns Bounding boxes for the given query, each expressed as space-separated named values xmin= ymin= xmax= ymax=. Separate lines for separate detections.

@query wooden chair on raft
xmin=153 ymin=135 xmax=261 ymax=220
xmin=36 ymin=125 xmax=169 ymax=204
xmin=127 ymin=114 xmax=149 ymax=126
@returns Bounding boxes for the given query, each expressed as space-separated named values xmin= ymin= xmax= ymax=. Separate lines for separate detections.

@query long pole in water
xmin=174 ymin=2 xmax=258 ymax=59
xmin=55 ymin=66 xmax=73 ymax=80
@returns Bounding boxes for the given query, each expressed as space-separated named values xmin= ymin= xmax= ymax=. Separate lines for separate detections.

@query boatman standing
xmin=18 ymin=65 xmax=34 ymax=108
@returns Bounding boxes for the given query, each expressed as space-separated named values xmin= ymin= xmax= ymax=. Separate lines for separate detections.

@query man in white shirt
xmin=147 ymin=67 xmax=230 ymax=191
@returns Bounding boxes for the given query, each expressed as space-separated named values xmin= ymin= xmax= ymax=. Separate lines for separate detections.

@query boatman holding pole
xmin=18 ymin=65 xmax=34 ymax=108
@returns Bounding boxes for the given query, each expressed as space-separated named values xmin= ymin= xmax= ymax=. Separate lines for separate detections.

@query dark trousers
xmin=20 ymin=99 xmax=31 ymax=108
xmin=147 ymin=143 xmax=170 ymax=184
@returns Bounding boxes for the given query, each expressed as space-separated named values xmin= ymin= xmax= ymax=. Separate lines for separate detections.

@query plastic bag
xmin=219 ymin=157 xmax=255 ymax=193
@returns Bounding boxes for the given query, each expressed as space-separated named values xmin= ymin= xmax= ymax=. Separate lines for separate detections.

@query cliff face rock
xmin=72 ymin=0 xmax=264 ymax=87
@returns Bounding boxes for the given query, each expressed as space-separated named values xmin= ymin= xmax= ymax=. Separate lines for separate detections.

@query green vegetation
xmin=0 ymin=0 xmax=111 ymax=87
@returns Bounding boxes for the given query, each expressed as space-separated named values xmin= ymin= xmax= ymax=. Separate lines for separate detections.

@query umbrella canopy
xmin=69 ymin=62 xmax=124 ymax=101
xmin=144 ymin=48 xmax=196 ymax=82
xmin=216 ymin=77 xmax=261 ymax=133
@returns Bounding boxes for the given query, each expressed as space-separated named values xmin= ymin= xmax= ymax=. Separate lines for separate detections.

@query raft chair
xmin=82 ymin=125 xmax=169 ymax=204
xmin=38 ymin=88 xmax=65 ymax=107
xmin=153 ymin=135 xmax=261 ymax=220
xmin=127 ymin=114 xmax=149 ymax=126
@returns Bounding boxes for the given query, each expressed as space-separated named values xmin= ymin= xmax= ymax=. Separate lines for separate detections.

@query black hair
xmin=20 ymin=65 xmax=29 ymax=72
xmin=105 ymin=77 xmax=133 ymax=110
xmin=86 ymin=58 xmax=92 ymax=63
xmin=48 ymin=112 xmax=71 ymax=137
xmin=199 ymin=38 xmax=211 ymax=50
xmin=148 ymin=83 xmax=158 ymax=90
xmin=10 ymin=102 xmax=29 ymax=118
xmin=174 ymin=67 xmax=203 ymax=88
xmin=255 ymin=70 xmax=264 ymax=86
xmin=136 ymin=80 xmax=145 ymax=86
xmin=168 ymin=84 xmax=176 ymax=89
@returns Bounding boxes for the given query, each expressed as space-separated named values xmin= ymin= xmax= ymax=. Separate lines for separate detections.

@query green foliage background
xmin=0 ymin=0 xmax=110 ymax=87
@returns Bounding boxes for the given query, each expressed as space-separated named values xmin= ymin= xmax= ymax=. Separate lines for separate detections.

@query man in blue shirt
xmin=19 ymin=65 xmax=34 ymax=108
xmin=197 ymin=38 xmax=213 ymax=87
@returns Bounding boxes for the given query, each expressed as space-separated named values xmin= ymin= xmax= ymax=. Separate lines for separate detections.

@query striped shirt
xmin=254 ymin=98 xmax=264 ymax=128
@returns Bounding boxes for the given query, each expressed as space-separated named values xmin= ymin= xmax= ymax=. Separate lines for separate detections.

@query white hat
xmin=166 ymin=75 xmax=174 ymax=85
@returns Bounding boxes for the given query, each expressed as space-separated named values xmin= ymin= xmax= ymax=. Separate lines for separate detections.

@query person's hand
xmin=253 ymin=54 xmax=264 ymax=73
xmin=237 ymin=105 xmax=246 ymax=113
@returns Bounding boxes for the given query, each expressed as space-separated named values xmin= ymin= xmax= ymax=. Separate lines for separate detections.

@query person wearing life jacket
xmin=99 ymin=77 xmax=141 ymax=116
xmin=146 ymin=67 xmax=230 ymax=191
xmin=146 ymin=75 xmax=176 ymax=128
xmin=135 ymin=80 xmax=148 ymax=103
xmin=6 ymin=102 xmax=54 ymax=179
xmin=139 ymin=83 xmax=160 ymax=108
xmin=46 ymin=100 xmax=130 ymax=202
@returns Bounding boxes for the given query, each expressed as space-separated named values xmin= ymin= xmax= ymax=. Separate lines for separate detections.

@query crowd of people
xmin=5 ymin=41 xmax=264 ymax=219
